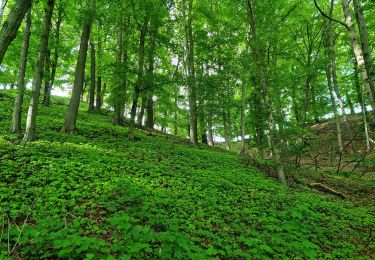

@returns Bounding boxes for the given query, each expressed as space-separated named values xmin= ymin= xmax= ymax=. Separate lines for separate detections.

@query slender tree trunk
xmin=144 ymin=23 xmax=158 ymax=128
xmin=112 ymin=28 xmax=124 ymax=124
xmin=329 ymin=8 xmax=357 ymax=154
xmin=341 ymin=0 xmax=375 ymax=115
xmin=43 ymin=49 xmax=51 ymax=102
xmin=22 ymin=0 xmax=55 ymax=142
xmin=128 ymin=17 xmax=148 ymax=140
xmin=207 ymin=108 xmax=214 ymax=146
xmin=44 ymin=7 xmax=62 ymax=106
xmin=173 ymin=90 xmax=178 ymax=135
xmin=96 ymin=76 xmax=102 ymax=109
xmin=146 ymin=96 xmax=154 ymax=128
xmin=0 ymin=0 xmax=32 ymax=64
xmin=182 ymin=0 xmax=198 ymax=146
xmin=240 ymin=75 xmax=247 ymax=154
xmin=223 ymin=109 xmax=231 ymax=151
xmin=325 ymin=31 xmax=344 ymax=153
xmin=88 ymin=42 xmax=96 ymax=112
xmin=346 ymin=92 xmax=355 ymax=115
xmin=353 ymin=0 xmax=375 ymax=108
xmin=61 ymin=0 xmax=95 ymax=133
xmin=137 ymin=96 xmax=147 ymax=125
xmin=247 ymin=0 xmax=287 ymax=185
xmin=11 ymin=9 xmax=31 ymax=133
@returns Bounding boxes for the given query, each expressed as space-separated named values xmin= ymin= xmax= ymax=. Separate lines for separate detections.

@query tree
xmin=11 ymin=9 xmax=31 ymax=133
xmin=61 ymin=0 xmax=95 ymax=133
xmin=0 ymin=0 xmax=32 ymax=64
xmin=182 ymin=0 xmax=198 ymax=146
xmin=22 ymin=0 xmax=55 ymax=142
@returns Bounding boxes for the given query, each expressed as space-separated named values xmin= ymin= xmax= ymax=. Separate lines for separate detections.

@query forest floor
xmin=0 ymin=90 xmax=374 ymax=259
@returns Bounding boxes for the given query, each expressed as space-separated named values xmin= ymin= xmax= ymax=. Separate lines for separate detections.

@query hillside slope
xmin=0 ymin=90 xmax=374 ymax=258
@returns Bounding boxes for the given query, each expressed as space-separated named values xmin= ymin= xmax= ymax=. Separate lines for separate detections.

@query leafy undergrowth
xmin=0 ymin=90 xmax=374 ymax=259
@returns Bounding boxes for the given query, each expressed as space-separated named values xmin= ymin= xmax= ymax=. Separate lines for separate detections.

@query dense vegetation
xmin=0 ymin=0 xmax=375 ymax=258
xmin=0 ymin=91 xmax=374 ymax=258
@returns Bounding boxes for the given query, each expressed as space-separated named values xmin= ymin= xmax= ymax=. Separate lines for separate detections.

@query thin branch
xmin=313 ymin=0 xmax=349 ymax=30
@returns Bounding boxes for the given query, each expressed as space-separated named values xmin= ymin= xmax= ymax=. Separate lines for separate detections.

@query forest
xmin=0 ymin=0 xmax=374 ymax=258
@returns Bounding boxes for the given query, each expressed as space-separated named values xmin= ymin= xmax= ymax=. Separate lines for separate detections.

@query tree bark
xmin=0 ymin=0 xmax=8 ymax=23
xmin=182 ymin=0 xmax=198 ymax=146
xmin=246 ymin=0 xmax=287 ymax=185
xmin=0 ymin=0 xmax=32 ymax=64
xmin=128 ymin=17 xmax=148 ymax=140
xmin=137 ymin=96 xmax=147 ymax=125
xmin=96 ymin=76 xmax=102 ymax=109
xmin=144 ymin=23 xmax=158 ymax=128
xmin=353 ymin=0 xmax=375 ymax=109
xmin=325 ymin=27 xmax=344 ymax=154
xmin=341 ymin=0 xmax=375 ymax=115
xmin=207 ymin=108 xmax=214 ymax=146
xmin=22 ymin=0 xmax=55 ymax=142
xmin=61 ymin=0 xmax=95 ymax=133
xmin=240 ymin=73 xmax=247 ymax=154
xmin=43 ymin=49 xmax=51 ymax=102
xmin=11 ymin=9 xmax=31 ymax=133
xmin=88 ymin=42 xmax=96 ymax=112
xmin=223 ymin=109 xmax=231 ymax=151
xmin=329 ymin=4 xmax=357 ymax=154
xmin=44 ymin=7 xmax=62 ymax=106
xmin=146 ymin=96 xmax=154 ymax=128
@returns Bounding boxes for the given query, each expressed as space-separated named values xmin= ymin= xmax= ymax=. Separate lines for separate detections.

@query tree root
xmin=308 ymin=182 xmax=347 ymax=199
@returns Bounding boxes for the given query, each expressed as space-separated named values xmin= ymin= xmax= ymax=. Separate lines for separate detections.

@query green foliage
xmin=0 ymin=90 xmax=374 ymax=258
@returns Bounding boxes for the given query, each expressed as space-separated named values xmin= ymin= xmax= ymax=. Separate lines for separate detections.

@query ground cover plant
xmin=0 ymin=91 xmax=374 ymax=258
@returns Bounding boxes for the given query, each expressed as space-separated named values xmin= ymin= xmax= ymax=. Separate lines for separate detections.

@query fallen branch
xmin=308 ymin=182 xmax=347 ymax=199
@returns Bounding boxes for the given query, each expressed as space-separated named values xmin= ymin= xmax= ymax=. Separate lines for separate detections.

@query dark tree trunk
xmin=146 ymin=96 xmax=154 ymax=128
xmin=0 ymin=0 xmax=32 ymax=64
xmin=96 ymin=76 xmax=102 ymax=109
xmin=137 ymin=96 xmax=147 ymax=125
xmin=61 ymin=0 xmax=95 ymax=133
xmin=43 ymin=49 xmax=51 ymax=102
xmin=182 ymin=0 xmax=198 ymax=146
xmin=88 ymin=42 xmax=96 ymax=112
xmin=22 ymin=0 xmax=55 ymax=142
xmin=11 ymin=9 xmax=31 ymax=133
xmin=128 ymin=16 xmax=148 ymax=140
xmin=43 ymin=7 xmax=62 ymax=106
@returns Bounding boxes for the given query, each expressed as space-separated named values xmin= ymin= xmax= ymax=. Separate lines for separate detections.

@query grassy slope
xmin=0 ymin=90 xmax=374 ymax=259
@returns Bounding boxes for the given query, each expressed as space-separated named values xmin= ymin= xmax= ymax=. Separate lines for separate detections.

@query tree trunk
xmin=247 ymin=0 xmax=287 ymax=185
xmin=341 ymin=0 xmax=375 ymax=115
xmin=61 ymin=0 xmax=95 ymax=133
xmin=22 ymin=0 xmax=55 ymax=142
xmin=88 ymin=42 xmax=95 ymax=112
xmin=0 ymin=0 xmax=32 ymax=64
xmin=43 ymin=49 xmax=51 ymax=102
xmin=182 ymin=0 xmax=198 ymax=146
xmin=325 ymin=25 xmax=344 ymax=153
xmin=128 ymin=17 xmax=148 ymax=140
xmin=353 ymin=0 xmax=375 ymax=109
xmin=137 ymin=96 xmax=147 ymax=125
xmin=96 ymin=76 xmax=102 ymax=109
xmin=207 ymin=108 xmax=214 ymax=146
xmin=10 ymin=9 xmax=31 ymax=133
xmin=346 ymin=92 xmax=355 ymax=115
xmin=223 ymin=109 xmax=231 ymax=151
xmin=240 ymin=74 xmax=247 ymax=154
xmin=44 ymin=7 xmax=62 ymax=106
xmin=146 ymin=96 xmax=154 ymax=128
xmin=329 ymin=7 xmax=357 ymax=154
xmin=144 ymin=23 xmax=158 ymax=129
xmin=0 ymin=0 xmax=8 ymax=23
